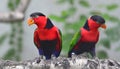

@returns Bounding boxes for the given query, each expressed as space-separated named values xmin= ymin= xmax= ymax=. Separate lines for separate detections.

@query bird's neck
xmin=90 ymin=28 xmax=99 ymax=32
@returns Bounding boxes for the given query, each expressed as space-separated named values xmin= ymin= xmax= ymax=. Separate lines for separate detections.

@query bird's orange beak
xmin=27 ymin=18 xmax=35 ymax=26
xmin=101 ymin=24 xmax=107 ymax=29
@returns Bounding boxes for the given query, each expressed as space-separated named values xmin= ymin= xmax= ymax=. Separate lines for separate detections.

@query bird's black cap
xmin=30 ymin=12 xmax=54 ymax=29
xmin=30 ymin=12 xmax=45 ymax=18
xmin=90 ymin=15 xmax=105 ymax=24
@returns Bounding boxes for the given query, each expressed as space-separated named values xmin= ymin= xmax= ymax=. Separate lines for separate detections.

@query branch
xmin=0 ymin=12 xmax=24 ymax=22
xmin=0 ymin=0 xmax=31 ymax=23
xmin=1 ymin=56 xmax=120 ymax=69
xmin=15 ymin=0 xmax=31 ymax=13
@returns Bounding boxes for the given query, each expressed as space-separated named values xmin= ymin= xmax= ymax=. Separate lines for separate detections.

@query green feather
xmin=68 ymin=16 xmax=87 ymax=52
xmin=69 ymin=30 xmax=81 ymax=51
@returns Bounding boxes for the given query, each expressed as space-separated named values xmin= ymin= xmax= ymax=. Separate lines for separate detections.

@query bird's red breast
xmin=80 ymin=28 xmax=99 ymax=42
xmin=36 ymin=26 xmax=58 ymax=40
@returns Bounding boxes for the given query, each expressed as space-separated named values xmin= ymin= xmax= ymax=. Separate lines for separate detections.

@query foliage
xmin=97 ymin=50 xmax=108 ymax=59
xmin=8 ymin=0 xmax=20 ymax=10
xmin=3 ymin=48 xmax=16 ymax=60
xmin=49 ymin=0 xmax=120 ymax=58
xmin=0 ymin=0 xmax=23 ymax=61
xmin=79 ymin=0 xmax=90 ymax=8
xmin=101 ymin=39 xmax=110 ymax=49
xmin=0 ymin=33 xmax=7 ymax=45
xmin=106 ymin=4 xmax=118 ymax=11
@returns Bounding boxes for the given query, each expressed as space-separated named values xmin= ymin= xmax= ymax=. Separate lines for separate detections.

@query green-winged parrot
xmin=68 ymin=15 xmax=106 ymax=58
xmin=27 ymin=12 xmax=62 ymax=60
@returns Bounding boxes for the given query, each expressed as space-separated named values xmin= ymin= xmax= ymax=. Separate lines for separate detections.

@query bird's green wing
xmin=69 ymin=30 xmax=81 ymax=52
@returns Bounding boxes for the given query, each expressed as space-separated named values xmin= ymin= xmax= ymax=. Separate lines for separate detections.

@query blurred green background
xmin=0 ymin=0 xmax=120 ymax=61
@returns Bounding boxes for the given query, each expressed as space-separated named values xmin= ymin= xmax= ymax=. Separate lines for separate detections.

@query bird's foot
xmin=92 ymin=56 xmax=98 ymax=60
xmin=36 ymin=55 xmax=44 ymax=63
xmin=51 ymin=54 xmax=58 ymax=64
xmin=36 ymin=59 xmax=41 ymax=63
xmin=51 ymin=54 xmax=57 ymax=60
xmin=39 ymin=55 xmax=44 ymax=59
xmin=71 ymin=52 xmax=77 ymax=58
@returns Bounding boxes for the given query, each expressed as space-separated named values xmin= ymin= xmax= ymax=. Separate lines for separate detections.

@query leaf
xmin=49 ymin=7 xmax=76 ymax=22
xmin=90 ymin=11 xmax=102 ymax=15
xmin=0 ymin=33 xmax=8 ymax=45
xmin=78 ymin=15 xmax=87 ymax=27
xmin=62 ymin=33 xmax=73 ymax=52
xmin=61 ymin=11 xmax=69 ymax=18
xmin=8 ymin=1 xmax=14 ymax=10
xmin=69 ymin=0 xmax=74 ymax=5
xmin=9 ymin=32 xmax=15 ymax=45
xmin=49 ymin=15 xmax=65 ymax=22
xmin=115 ymin=46 xmax=120 ymax=51
xmin=79 ymin=0 xmax=90 ymax=8
xmin=106 ymin=4 xmax=118 ymax=11
xmin=105 ymin=27 xmax=120 ymax=42
xmin=65 ymin=15 xmax=86 ymax=32
xmin=3 ymin=48 xmax=15 ymax=60
xmin=97 ymin=50 xmax=108 ymax=59
xmin=97 ymin=4 xmax=106 ymax=8
xmin=66 ymin=23 xmax=81 ymax=31
xmin=100 ymin=38 xmax=110 ymax=49
xmin=16 ymin=0 xmax=20 ymax=5
xmin=61 ymin=7 xmax=76 ymax=18
xmin=57 ymin=0 xmax=67 ymax=4
xmin=57 ymin=0 xmax=74 ymax=5
xmin=79 ymin=14 xmax=87 ymax=21
xmin=17 ymin=36 xmax=23 ymax=52
xmin=64 ymin=15 xmax=86 ymax=31
xmin=109 ymin=16 xmax=120 ymax=23
xmin=102 ymin=13 xmax=120 ymax=23
xmin=15 ymin=55 xmax=21 ymax=61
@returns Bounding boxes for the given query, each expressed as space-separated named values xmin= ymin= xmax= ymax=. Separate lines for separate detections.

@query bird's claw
xmin=36 ymin=55 xmax=44 ymax=63
xmin=36 ymin=59 xmax=41 ymax=63
xmin=71 ymin=52 xmax=76 ymax=58
xmin=39 ymin=55 xmax=43 ymax=59
xmin=51 ymin=54 xmax=57 ymax=60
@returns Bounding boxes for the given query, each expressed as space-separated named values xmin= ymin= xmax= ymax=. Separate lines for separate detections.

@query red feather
xmin=34 ymin=28 xmax=40 ymax=48
xmin=80 ymin=28 xmax=99 ymax=42
xmin=34 ymin=26 xmax=62 ymax=51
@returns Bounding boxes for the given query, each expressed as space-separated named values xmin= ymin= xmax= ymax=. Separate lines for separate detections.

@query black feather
xmin=30 ymin=12 xmax=45 ymax=17
xmin=83 ymin=20 xmax=90 ymax=31
xmin=44 ymin=18 xmax=54 ymax=29
xmin=91 ymin=15 xmax=105 ymax=24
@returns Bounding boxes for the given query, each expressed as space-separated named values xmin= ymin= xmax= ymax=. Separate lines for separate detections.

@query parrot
xmin=68 ymin=15 xmax=106 ymax=58
xmin=27 ymin=12 xmax=62 ymax=60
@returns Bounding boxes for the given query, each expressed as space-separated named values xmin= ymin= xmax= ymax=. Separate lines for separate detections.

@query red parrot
xmin=68 ymin=15 xmax=106 ymax=58
xmin=27 ymin=12 xmax=62 ymax=60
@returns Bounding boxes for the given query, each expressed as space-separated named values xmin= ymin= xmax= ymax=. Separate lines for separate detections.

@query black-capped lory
xmin=27 ymin=12 xmax=62 ymax=60
xmin=68 ymin=15 xmax=106 ymax=58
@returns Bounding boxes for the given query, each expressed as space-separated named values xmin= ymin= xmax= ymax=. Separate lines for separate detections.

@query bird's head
xmin=84 ymin=15 xmax=106 ymax=31
xmin=27 ymin=12 xmax=48 ymax=29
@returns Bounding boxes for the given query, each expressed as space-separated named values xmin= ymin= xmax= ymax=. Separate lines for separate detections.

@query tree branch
xmin=1 ymin=56 xmax=120 ymax=69
xmin=0 ymin=12 xmax=24 ymax=22
xmin=0 ymin=0 xmax=31 ymax=23
xmin=15 ymin=0 xmax=31 ymax=13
